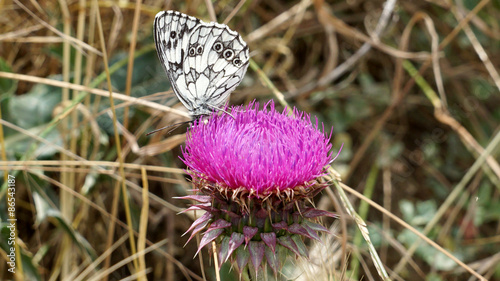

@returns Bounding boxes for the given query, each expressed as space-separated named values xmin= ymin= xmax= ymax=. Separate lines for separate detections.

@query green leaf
xmin=432 ymin=251 xmax=458 ymax=270
xmin=108 ymin=51 xmax=171 ymax=98
xmin=20 ymin=251 xmax=43 ymax=281
xmin=4 ymin=125 xmax=62 ymax=160
xmin=0 ymin=57 xmax=17 ymax=97
xmin=471 ymin=78 xmax=494 ymax=100
xmin=378 ymin=141 xmax=404 ymax=167
xmin=367 ymin=224 xmax=383 ymax=247
xmin=426 ymin=273 xmax=444 ymax=281
xmin=31 ymin=180 xmax=97 ymax=261
xmin=414 ymin=200 xmax=437 ymax=225
xmin=399 ymin=200 xmax=414 ymax=222
xmin=8 ymin=78 xmax=62 ymax=129
xmin=399 ymin=200 xmax=437 ymax=226
xmin=397 ymin=229 xmax=458 ymax=270
xmin=0 ymin=225 xmax=43 ymax=281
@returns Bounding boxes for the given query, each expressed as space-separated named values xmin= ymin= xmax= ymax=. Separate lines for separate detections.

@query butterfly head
xmin=189 ymin=102 xmax=213 ymax=118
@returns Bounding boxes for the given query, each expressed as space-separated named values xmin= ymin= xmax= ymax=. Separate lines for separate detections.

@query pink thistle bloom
xmin=182 ymin=101 xmax=334 ymax=196
xmin=177 ymin=101 xmax=339 ymax=276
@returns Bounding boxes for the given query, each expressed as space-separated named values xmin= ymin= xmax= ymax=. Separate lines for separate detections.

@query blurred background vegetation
xmin=0 ymin=0 xmax=499 ymax=280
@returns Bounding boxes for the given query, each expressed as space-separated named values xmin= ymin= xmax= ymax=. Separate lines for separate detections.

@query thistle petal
xmin=243 ymin=226 xmax=258 ymax=245
xmin=181 ymin=101 xmax=334 ymax=195
xmin=195 ymin=228 xmax=224 ymax=257
xmin=248 ymin=241 xmax=265 ymax=273
xmin=260 ymin=232 xmax=277 ymax=253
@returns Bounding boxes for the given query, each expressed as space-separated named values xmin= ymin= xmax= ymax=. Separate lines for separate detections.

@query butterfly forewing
xmin=154 ymin=10 xmax=249 ymax=117
xmin=154 ymin=11 xmax=198 ymax=110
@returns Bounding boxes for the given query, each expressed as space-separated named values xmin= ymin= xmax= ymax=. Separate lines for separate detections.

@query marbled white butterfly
xmin=154 ymin=10 xmax=249 ymax=119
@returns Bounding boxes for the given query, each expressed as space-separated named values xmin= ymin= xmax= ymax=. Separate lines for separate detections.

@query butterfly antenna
xmin=146 ymin=121 xmax=190 ymax=136
xmin=210 ymin=104 xmax=235 ymax=119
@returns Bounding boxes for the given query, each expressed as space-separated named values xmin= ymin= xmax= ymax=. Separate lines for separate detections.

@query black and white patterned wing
xmin=154 ymin=11 xmax=200 ymax=112
xmin=154 ymin=11 xmax=249 ymax=117
xmin=182 ymin=22 xmax=249 ymax=116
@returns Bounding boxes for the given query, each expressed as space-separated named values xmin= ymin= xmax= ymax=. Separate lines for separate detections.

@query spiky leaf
xmin=179 ymin=205 xmax=205 ymax=213
xmin=260 ymin=232 xmax=277 ymax=253
xmin=174 ymin=195 xmax=212 ymax=203
xmin=303 ymin=220 xmax=330 ymax=233
xmin=271 ymin=221 xmax=288 ymax=230
xmin=277 ymin=236 xmax=301 ymax=256
xmin=218 ymin=235 xmax=231 ymax=266
xmin=183 ymin=212 xmax=212 ymax=243
xmin=302 ymin=208 xmax=337 ymax=218
xmin=255 ymin=208 xmax=268 ymax=218
xmin=206 ymin=219 xmax=231 ymax=232
xmin=196 ymin=228 xmax=224 ymax=256
xmin=236 ymin=246 xmax=250 ymax=270
xmin=184 ymin=218 xmax=211 ymax=245
xmin=221 ymin=209 xmax=242 ymax=219
xmin=248 ymin=241 xmax=265 ymax=273
xmin=291 ymin=235 xmax=309 ymax=258
xmin=243 ymin=226 xmax=258 ymax=245
xmin=300 ymin=222 xmax=321 ymax=241
xmin=265 ymin=245 xmax=280 ymax=275
xmin=186 ymin=212 xmax=212 ymax=232
xmin=228 ymin=232 xmax=245 ymax=256
xmin=288 ymin=223 xmax=311 ymax=238
xmin=194 ymin=204 xmax=220 ymax=213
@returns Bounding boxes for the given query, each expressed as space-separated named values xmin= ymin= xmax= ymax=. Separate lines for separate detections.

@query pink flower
xmin=182 ymin=101 xmax=334 ymax=196
xmin=177 ymin=101 xmax=339 ymax=276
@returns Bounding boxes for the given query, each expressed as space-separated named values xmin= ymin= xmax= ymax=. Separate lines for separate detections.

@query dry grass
xmin=1 ymin=0 xmax=499 ymax=280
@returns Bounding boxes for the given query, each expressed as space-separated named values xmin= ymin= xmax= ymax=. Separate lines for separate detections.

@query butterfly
xmin=153 ymin=10 xmax=250 ymax=120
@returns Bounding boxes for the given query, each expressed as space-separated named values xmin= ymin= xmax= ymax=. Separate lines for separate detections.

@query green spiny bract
xmin=177 ymin=179 xmax=337 ymax=276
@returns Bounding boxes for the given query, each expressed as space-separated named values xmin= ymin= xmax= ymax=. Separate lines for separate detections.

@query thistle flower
xmin=177 ymin=101 xmax=339 ymax=277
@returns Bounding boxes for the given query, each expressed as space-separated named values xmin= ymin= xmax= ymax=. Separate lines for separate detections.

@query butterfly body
xmin=154 ymin=11 xmax=249 ymax=119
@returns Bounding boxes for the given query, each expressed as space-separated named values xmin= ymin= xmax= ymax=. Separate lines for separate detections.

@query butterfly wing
xmin=184 ymin=23 xmax=249 ymax=116
xmin=154 ymin=11 xmax=249 ymax=117
xmin=154 ymin=11 xmax=200 ymax=112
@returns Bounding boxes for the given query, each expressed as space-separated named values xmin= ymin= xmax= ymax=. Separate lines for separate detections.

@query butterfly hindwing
xmin=154 ymin=10 xmax=249 ymax=117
